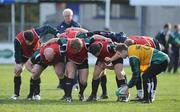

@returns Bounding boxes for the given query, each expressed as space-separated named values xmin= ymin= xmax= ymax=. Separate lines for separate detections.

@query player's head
xmin=89 ymin=43 xmax=102 ymax=57
xmin=44 ymin=48 xmax=55 ymax=62
xmin=70 ymin=38 xmax=83 ymax=54
xmin=164 ymin=23 xmax=171 ymax=32
xmin=174 ymin=24 xmax=180 ymax=32
xmin=24 ymin=31 xmax=34 ymax=45
xmin=115 ymin=43 xmax=128 ymax=58
xmin=63 ymin=8 xmax=73 ymax=24
xmin=124 ymin=38 xmax=135 ymax=46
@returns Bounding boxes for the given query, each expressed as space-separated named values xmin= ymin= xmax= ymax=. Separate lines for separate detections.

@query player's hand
xmin=105 ymin=57 xmax=112 ymax=62
xmin=15 ymin=64 xmax=23 ymax=75
xmin=106 ymin=38 xmax=112 ymax=42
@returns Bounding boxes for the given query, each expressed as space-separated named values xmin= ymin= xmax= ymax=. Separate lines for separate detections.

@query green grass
xmin=0 ymin=64 xmax=180 ymax=112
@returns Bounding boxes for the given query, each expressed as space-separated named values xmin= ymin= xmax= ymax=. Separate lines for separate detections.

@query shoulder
xmin=57 ymin=21 xmax=66 ymax=28
xmin=71 ymin=20 xmax=81 ymax=27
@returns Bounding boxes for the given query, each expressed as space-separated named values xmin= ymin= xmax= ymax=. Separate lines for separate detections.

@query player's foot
xmin=34 ymin=95 xmax=41 ymax=101
xmin=86 ymin=95 xmax=97 ymax=102
xmin=78 ymin=94 xmax=86 ymax=102
xmin=10 ymin=94 xmax=19 ymax=100
xmin=60 ymin=95 xmax=66 ymax=101
xmin=27 ymin=94 xmax=33 ymax=101
xmin=100 ymin=94 xmax=108 ymax=99
xmin=141 ymin=99 xmax=151 ymax=104
xmin=136 ymin=94 xmax=143 ymax=101
xmin=64 ymin=97 xmax=72 ymax=103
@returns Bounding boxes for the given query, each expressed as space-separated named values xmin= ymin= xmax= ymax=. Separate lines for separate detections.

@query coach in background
xmin=56 ymin=8 xmax=80 ymax=89
xmin=168 ymin=24 xmax=180 ymax=73
xmin=57 ymin=8 xmax=80 ymax=33
xmin=11 ymin=25 xmax=60 ymax=100
xmin=155 ymin=23 xmax=172 ymax=54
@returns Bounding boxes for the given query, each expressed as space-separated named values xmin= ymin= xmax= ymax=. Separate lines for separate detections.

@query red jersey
xmin=40 ymin=42 xmax=61 ymax=65
xmin=128 ymin=35 xmax=156 ymax=48
xmin=92 ymin=41 xmax=115 ymax=62
xmin=66 ymin=39 xmax=88 ymax=64
xmin=16 ymin=29 xmax=40 ymax=58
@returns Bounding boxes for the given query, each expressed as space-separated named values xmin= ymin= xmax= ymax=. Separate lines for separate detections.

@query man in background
xmin=56 ymin=8 xmax=80 ymax=90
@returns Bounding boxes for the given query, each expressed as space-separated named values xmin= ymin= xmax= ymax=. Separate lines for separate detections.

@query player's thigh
xmin=32 ymin=64 xmax=45 ymax=79
xmin=66 ymin=61 xmax=76 ymax=79
xmin=54 ymin=62 xmax=65 ymax=78
xmin=113 ymin=63 xmax=125 ymax=80
xmin=93 ymin=61 xmax=105 ymax=80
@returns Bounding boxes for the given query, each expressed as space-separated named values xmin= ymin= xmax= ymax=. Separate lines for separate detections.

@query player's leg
xmin=77 ymin=60 xmax=89 ymax=101
xmin=151 ymin=75 xmax=157 ymax=102
xmin=65 ymin=61 xmax=76 ymax=102
xmin=28 ymin=64 xmax=45 ymax=100
xmin=142 ymin=60 xmax=169 ymax=103
xmin=11 ymin=56 xmax=28 ymax=100
xmin=99 ymin=70 xmax=108 ymax=99
xmin=135 ymin=76 xmax=143 ymax=100
xmin=113 ymin=63 xmax=129 ymax=102
xmin=78 ymin=68 xmax=88 ymax=101
xmin=54 ymin=62 xmax=66 ymax=98
xmin=87 ymin=61 xmax=105 ymax=101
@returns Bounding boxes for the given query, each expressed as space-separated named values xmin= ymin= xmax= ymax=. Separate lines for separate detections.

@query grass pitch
xmin=0 ymin=64 xmax=180 ymax=112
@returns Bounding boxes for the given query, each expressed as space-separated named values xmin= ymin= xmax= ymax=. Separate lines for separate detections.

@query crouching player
xmin=25 ymin=42 xmax=65 ymax=100
xmin=12 ymin=25 xmax=60 ymax=100
xmin=109 ymin=44 xmax=169 ymax=103
xmin=124 ymin=35 xmax=161 ymax=101
xmin=87 ymin=41 xmax=128 ymax=102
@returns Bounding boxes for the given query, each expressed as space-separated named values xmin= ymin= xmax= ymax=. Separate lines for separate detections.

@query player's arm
xmin=35 ymin=24 xmax=60 ymax=38
xmin=14 ymin=39 xmax=23 ymax=64
xmin=25 ymin=49 xmax=40 ymax=73
xmin=128 ymin=57 xmax=141 ymax=88
xmin=93 ymin=34 xmax=112 ymax=42
xmin=65 ymin=27 xmax=89 ymax=33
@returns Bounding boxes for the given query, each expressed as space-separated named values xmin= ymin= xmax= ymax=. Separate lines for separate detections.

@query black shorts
xmin=31 ymin=56 xmax=48 ymax=68
xmin=21 ymin=56 xmax=29 ymax=63
xmin=96 ymin=57 xmax=123 ymax=66
xmin=76 ymin=59 xmax=89 ymax=69
xmin=142 ymin=59 xmax=169 ymax=79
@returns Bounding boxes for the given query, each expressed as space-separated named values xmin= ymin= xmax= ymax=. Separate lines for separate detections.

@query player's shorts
xmin=142 ymin=59 xmax=169 ymax=79
xmin=96 ymin=57 xmax=123 ymax=66
xmin=76 ymin=59 xmax=89 ymax=69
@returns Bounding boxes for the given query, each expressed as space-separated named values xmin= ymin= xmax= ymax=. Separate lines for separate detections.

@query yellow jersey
xmin=128 ymin=45 xmax=154 ymax=72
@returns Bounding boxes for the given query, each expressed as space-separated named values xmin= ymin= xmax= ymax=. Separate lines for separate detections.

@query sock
xmin=143 ymin=78 xmax=150 ymax=101
xmin=65 ymin=77 xmax=73 ymax=97
xmin=60 ymin=77 xmax=66 ymax=89
xmin=136 ymin=77 xmax=142 ymax=90
xmin=91 ymin=78 xmax=100 ymax=97
xmin=79 ymin=82 xmax=87 ymax=96
xmin=34 ymin=78 xmax=41 ymax=95
xmin=116 ymin=77 xmax=126 ymax=88
xmin=29 ymin=78 xmax=35 ymax=97
xmin=153 ymin=76 xmax=157 ymax=91
xmin=100 ymin=75 xmax=107 ymax=95
xmin=137 ymin=89 xmax=143 ymax=98
xmin=14 ymin=76 xmax=21 ymax=96
xmin=63 ymin=76 xmax=67 ymax=97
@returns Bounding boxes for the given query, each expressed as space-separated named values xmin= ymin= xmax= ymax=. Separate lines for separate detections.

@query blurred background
xmin=0 ymin=0 xmax=180 ymax=64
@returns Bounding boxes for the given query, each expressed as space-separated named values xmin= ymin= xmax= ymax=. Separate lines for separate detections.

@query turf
xmin=0 ymin=64 xmax=180 ymax=112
